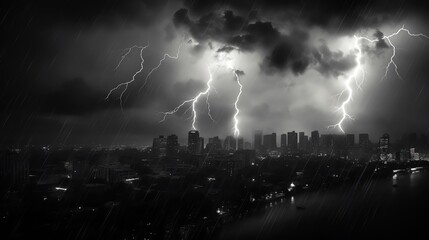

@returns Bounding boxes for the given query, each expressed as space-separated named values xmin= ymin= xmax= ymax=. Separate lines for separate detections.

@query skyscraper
xmin=207 ymin=136 xmax=222 ymax=152
xmin=263 ymin=133 xmax=277 ymax=151
xmin=299 ymin=132 xmax=309 ymax=152
xmin=224 ymin=135 xmax=236 ymax=151
xmin=166 ymin=134 xmax=179 ymax=156
xmin=281 ymin=133 xmax=287 ymax=152
xmin=199 ymin=137 xmax=205 ymax=153
xmin=311 ymin=130 xmax=320 ymax=154
xmin=188 ymin=130 xmax=201 ymax=155
xmin=152 ymin=135 xmax=167 ymax=157
xmin=359 ymin=134 xmax=370 ymax=147
xmin=346 ymin=134 xmax=355 ymax=146
xmin=237 ymin=137 xmax=244 ymax=150
xmin=288 ymin=131 xmax=298 ymax=153
xmin=379 ymin=133 xmax=390 ymax=158
xmin=254 ymin=130 xmax=262 ymax=151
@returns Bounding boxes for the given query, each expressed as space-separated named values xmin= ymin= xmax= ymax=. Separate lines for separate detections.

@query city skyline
xmin=150 ymin=129 xmax=428 ymax=150
xmin=2 ymin=1 xmax=429 ymax=239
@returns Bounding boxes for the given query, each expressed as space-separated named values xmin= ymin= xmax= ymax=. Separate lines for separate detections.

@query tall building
xmin=199 ymin=137 xmax=204 ymax=152
xmin=320 ymin=134 xmax=332 ymax=154
xmin=281 ymin=133 xmax=287 ymax=153
xmin=311 ymin=131 xmax=320 ymax=154
xmin=237 ymin=137 xmax=244 ymax=150
xmin=299 ymin=132 xmax=309 ymax=152
xmin=346 ymin=134 xmax=355 ymax=146
xmin=254 ymin=130 xmax=263 ymax=151
xmin=224 ymin=135 xmax=236 ymax=151
xmin=153 ymin=135 xmax=167 ymax=157
xmin=188 ymin=130 xmax=201 ymax=155
xmin=379 ymin=133 xmax=390 ymax=159
xmin=359 ymin=134 xmax=370 ymax=147
xmin=281 ymin=134 xmax=287 ymax=148
xmin=207 ymin=136 xmax=222 ymax=152
xmin=288 ymin=131 xmax=298 ymax=153
xmin=166 ymin=134 xmax=179 ymax=157
xmin=263 ymin=133 xmax=277 ymax=151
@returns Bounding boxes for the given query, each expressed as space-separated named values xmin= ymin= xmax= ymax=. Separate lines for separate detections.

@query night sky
xmin=1 ymin=0 xmax=429 ymax=147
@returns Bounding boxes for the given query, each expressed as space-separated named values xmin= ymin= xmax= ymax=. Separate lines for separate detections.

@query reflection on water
xmin=410 ymin=171 xmax=419 ymax=188
xmin=220 ymin=170 xmax=429 ymax=240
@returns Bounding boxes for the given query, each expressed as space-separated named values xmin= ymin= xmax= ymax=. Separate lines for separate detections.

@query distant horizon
xmin=3 ymin=128 xmax=427 ymax=149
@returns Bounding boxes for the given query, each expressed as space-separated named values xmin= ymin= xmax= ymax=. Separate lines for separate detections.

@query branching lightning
xmin=106 ymin=41 xmax=183 ymax=110
xmin=107 ymin=38 xmax=244 ymax=135
xmin=158 ymin=48 xmax=244 ymax=135
xmin=330 ymin=26 xmax=429 ymax=133
xmin=160 ymin=66 xmax=214 ymax=130
xmin=106 ymin=43 xmax=149 ymax=111
xmin=139 ymin=42 xmax=183 ymax=91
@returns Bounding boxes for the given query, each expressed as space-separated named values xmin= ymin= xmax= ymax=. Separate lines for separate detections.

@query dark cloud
xmin=313 ymin=43 xmax=357 ymax=77
xmin=173 ymin=8 xmax=313 ymax=75
xmin=1 ymin=0 xmax=429 ymax=146
xmin=217 ymin=46 xmax=236 ymax=53
xmin=182 ymin=0 xmax=427 ymax=33
xmin=230 ymin=21 xmax=281 ymax=50
xmin=41 ymin=78 xmax=111 ymax=116
xmin=260 ymin=31 xmax=312 ymax=75
xmin=373 ymin=30 xmax=390 ymax=49
xmin=2 ymin=0 xmax=169 ymax=28
xmin=234 ymin=70 xmax=245 ymax=76
xmin=174 ymin=0 xmax=428 ymax=76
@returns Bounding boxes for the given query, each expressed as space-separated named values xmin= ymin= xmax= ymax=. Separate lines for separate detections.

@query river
xmin=219 ymin=170 xmax=429 ymax=239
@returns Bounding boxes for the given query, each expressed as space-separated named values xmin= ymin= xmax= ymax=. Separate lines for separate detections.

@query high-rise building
xmin=281 ymin=134 xmax=287 ymax=148
xmin=166 ymin=134 xmax=179 ymax=157
xmin=288 ymin=131 xmax=298 ymax=153
xmin=299 ymin=132 xmax=309 ymax=152
xmin=379 ymin=133 xmax=390 ymax=155
xmin=359 ymin=134 xmax=370 ymax=147
xmin=224 ymin=135 xmax=236 ymax=151
xmin=311 ymin=131 xmax=320 ymax=154
xmin=237 ymin=137 xmax=244 ymax=150
xmin=254 ymin=130 xmax=263 ymax=151
xmin=320 ymin=134 xmax=332 ymax=154
xmin=188 ymin=130 xmax=201 ymax=155
xmin=199 ymin=137 xmax=204 ymax=152
xmin=346 ymin=134 xmax=355 ymax=146
xmin=207 ymin=136 xmax=222 ymax=152
xmin=263 ymin=133 xmax=277 ymax=151
xmin=153 ymin=135 xmax=167 ymax=157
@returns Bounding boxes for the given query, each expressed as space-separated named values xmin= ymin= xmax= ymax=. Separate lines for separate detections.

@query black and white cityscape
xmin=2 ymin=0 xmax=429 ymax=239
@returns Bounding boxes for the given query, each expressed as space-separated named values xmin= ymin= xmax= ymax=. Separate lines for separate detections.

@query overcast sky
xmin=1 ymin=0 xmax=429 ymax=147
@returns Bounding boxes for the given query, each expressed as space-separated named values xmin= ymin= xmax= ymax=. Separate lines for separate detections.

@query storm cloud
xmin=1 ymin=0 xmax=429 ymax=147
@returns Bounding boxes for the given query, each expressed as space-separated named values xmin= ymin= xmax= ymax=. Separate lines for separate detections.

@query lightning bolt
xmin=357 ymin=26 xmax=429 ymax=80
xmin=160 ymin=66 xmax=214 ymax=130
xmin=206 ymin=90 xmax=215 ymax=122
xmin=329 ymin=26 xmax=429 ymax=133
xmin=105 ymin=43 xmax=149 ymax=111
xmin=327 ymin=36 xmax=362 ymax=133
xmin=139 ymin=42 xmax=183 ymax=92
xmin=232 ymin=70 xmax=243 ymax=137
